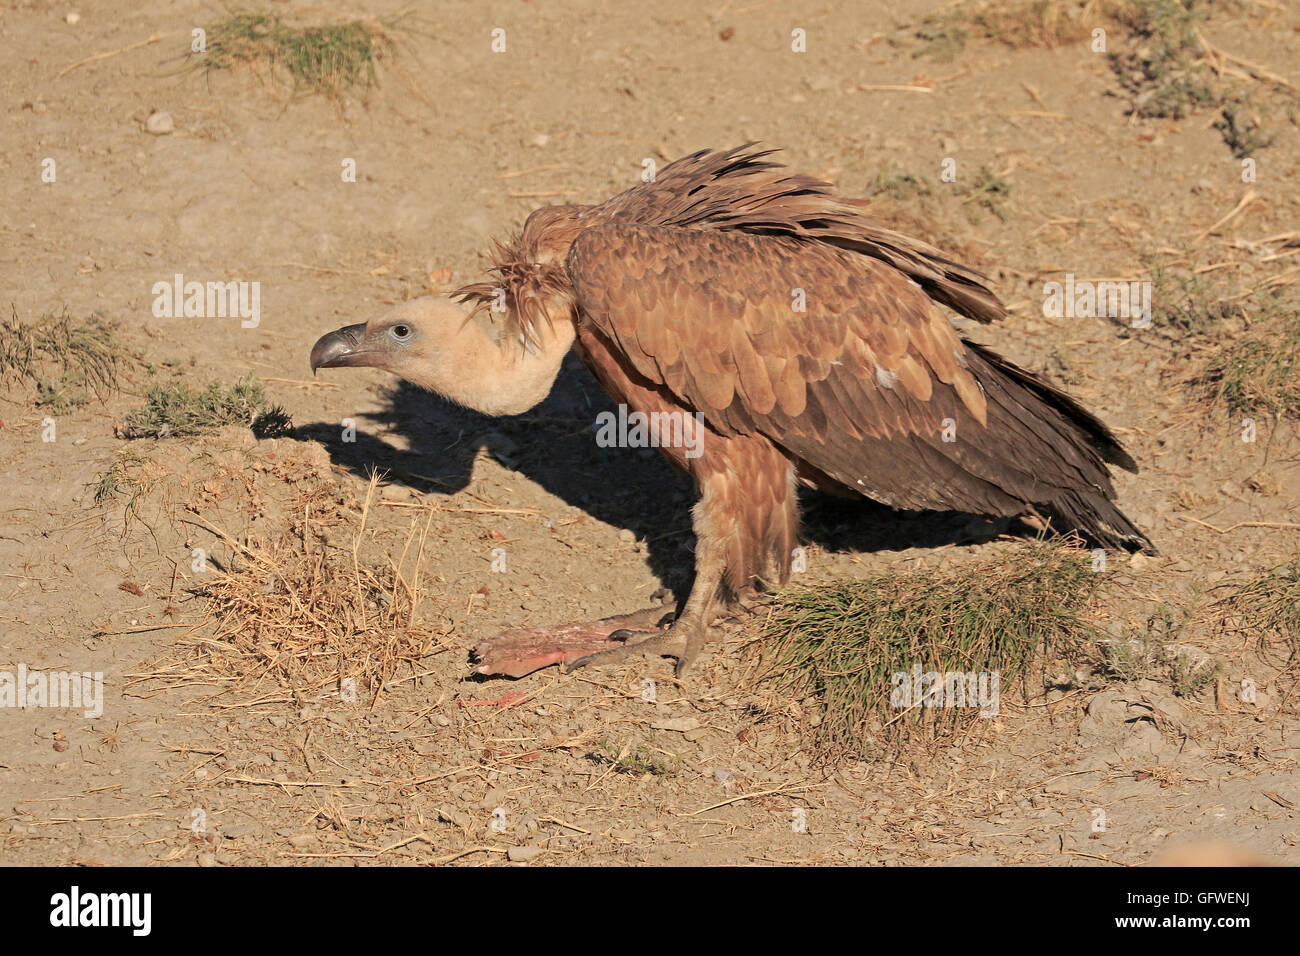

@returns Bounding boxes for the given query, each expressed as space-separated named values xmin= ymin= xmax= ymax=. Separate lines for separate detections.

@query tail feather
xmin=964 ymin=342 xmax=1154 ymax=554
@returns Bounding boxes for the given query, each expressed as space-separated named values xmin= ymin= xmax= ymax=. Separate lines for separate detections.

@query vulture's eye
xmin=390 ymin=324 xmax=413 ymax=342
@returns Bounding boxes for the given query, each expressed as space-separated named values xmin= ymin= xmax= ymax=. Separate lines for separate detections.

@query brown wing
xmin=584 ymin=144 xmax=1006 ymax=323
xmin=567 ymin=223 xmax=1151 ymax=550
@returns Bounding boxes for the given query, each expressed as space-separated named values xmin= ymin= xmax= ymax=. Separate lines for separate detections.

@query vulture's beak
xmin=310 ymin=323 xmax=372 ymax=372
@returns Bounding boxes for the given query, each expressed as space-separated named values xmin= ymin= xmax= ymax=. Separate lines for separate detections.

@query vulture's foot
xmin=565 ymin=613 xmax=714 ymax=678
xmin=471 ymin=601 xmax=676 ymax=678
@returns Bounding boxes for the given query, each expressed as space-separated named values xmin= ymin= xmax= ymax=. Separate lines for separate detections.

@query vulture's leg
xmin=566 ymin=502 xmax=728 ymax=678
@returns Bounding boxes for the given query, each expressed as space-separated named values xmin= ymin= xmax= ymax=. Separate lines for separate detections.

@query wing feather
xmin=567 ymin=222 xmax=1147 ymax=548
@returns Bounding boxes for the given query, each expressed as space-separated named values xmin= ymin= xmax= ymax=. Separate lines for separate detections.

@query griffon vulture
xmin=311 ymin=145 xmax=1152 ymax=679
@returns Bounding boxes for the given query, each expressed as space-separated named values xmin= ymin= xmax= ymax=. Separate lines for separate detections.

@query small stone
xmin=436 ymin=807 xmax=472 ymax=830
xmin=617 ymin=529 xmax=636 ymax=544
xmin=529 ymin=133 xmax=550 ymax=147
xmin=196 ymin=852 xmax=218 ymax=867
xmin=651 ymin=715 xmax=700 ymax=733
xmin=1129 ymin=552 xmax=1150 ymax=571
xmin=145 ymin=111 xmax=174 ymax=135
xmin=507 ymin=845 xmax=544 ymax=863
xmin=65 ymin=12 xmax=81 ymax=25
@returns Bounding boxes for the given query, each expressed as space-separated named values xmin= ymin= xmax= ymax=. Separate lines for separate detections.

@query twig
xmin=58 ymin=33 xmax=165 ymax=78
xmin=686 ymin=785 xmax=813 ymax=817
xmin=856 ymin=84 xmax=933 ymax=93
xmin=1194 ymin=189 xmax=1257 ymax=242
xmin=1183 ymin=517 xmax=1300 ymax=534
xmin=1195 ymin=29 xmax=1296 ymax=92
xmin=498 ymin=164 xmax=570 ymax=180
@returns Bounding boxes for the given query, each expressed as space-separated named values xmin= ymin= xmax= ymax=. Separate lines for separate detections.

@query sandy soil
xmin=1 ymin=0 xmax=1297 ymax=866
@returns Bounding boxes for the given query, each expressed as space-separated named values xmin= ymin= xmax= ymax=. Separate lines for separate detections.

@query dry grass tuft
xmin=916 ymin=0 xmax=1142 ymax=58
xmin=755 ymin=540 xmax=1105 ymax=759
xmin=1214 ymin=561 xmax=1300 ymax=663
xmin=1200 ymin=312 xmax=1300 ymax=419
xmin=136 ymin=478 xmax=447 ymax=708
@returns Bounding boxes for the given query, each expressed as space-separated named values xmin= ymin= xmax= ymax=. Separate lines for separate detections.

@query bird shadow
xmin=294 ymin=354 xmax=1013 ymax=598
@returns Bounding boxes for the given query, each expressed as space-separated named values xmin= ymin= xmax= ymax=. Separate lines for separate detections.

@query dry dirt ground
xmin=1 ymin=0 xmax=1297 ymax=866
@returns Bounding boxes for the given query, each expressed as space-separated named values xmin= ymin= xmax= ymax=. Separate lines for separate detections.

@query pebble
xmin=651 ymin=715 xmax=700 ymax=733
xmin=507 ymin=845 xmax=543 ymax=862
xmin=437 ymin=807 xmax=472 ymax=830
xmin=145 ymin=111 xmax=174 ymax=135
xmin=66 ymin=12 xmax=81 ymax=25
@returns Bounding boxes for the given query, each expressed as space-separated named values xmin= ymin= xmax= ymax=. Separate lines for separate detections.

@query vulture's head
xmin=310 ymin=296 xmax=575 ymax=417
xmin=310 ymin=296 xmax=466 ymax=383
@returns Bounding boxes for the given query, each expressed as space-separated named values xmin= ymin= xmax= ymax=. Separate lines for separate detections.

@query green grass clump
xmin=1214 ymin=94 xmax=1275 ymax=159
xmin=961 ymin=165 xmax=1011 ymax=221
xmin=1087 ymin=604 xmax=1216 ymax=696
xmin=1144 ymin=255 xmax=1234 ymax=334
xmin=1216 ymin=563 xmax=1300 ymax=661
xmin=1202 ymin=315 xmax=1300 ymax=418
xmin=1 ymin=307 xmax=120 ymax=407
xmin=913 ymin=19 xmax=969 ymax=61
xmin=594 ymin=738 xmax=681 ymax=776
xmin=122 ymin=377 xmax=293 ymax=440
xmin=197 ymin=9 xmax=397 ymax=99
xmin=90 ymin=456 xmax=146 ymax=522
xmin=1109 ymin=0 xmax=1216 ymax=119
xmin=759 ymin=542 xmax=1104 ymax=758
xmin=867 ymin=170 xmax=933 ymax=201
xmin=913 ymin=0 xmax=1143 ymax=58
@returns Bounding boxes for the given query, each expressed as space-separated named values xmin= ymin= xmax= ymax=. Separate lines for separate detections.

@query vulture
xmin=311 ymin=145 xmax=1152 ymax=679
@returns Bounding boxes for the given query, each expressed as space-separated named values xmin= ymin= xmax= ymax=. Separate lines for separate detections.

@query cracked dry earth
xmin=1 ymin=0 xmax=1297 ymax=865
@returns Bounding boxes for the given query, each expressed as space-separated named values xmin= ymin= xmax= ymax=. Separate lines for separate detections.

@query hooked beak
xmin=310 ymin=323 xmax=371 ymax=372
